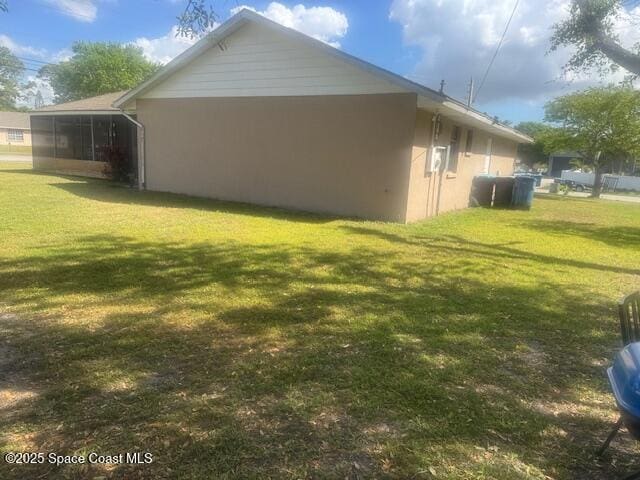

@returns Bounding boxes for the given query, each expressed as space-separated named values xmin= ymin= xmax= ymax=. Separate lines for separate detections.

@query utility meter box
xmin=427 ymin=145 xmax=450 ymax=173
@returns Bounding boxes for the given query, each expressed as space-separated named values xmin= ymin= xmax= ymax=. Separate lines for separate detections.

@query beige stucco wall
xmin=405 ymin=109 xmax=517 ymax=222
xmin=0 ymin=127 xmax=32 ymax=147
xmin=138 ymin=94 xmax=417 ymax=222
xmin=32 ymin=157 xmax=107 ymax=178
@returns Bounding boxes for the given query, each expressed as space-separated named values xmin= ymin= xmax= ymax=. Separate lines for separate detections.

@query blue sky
xmin=2 ymin=0 xmax=638 ymax=123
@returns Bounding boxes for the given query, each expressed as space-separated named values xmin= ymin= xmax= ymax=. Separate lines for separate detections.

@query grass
xmin=0 ymin=161 xmax=639 ymax=479
xmin=0 ymin=145 xmax=32 ymax=155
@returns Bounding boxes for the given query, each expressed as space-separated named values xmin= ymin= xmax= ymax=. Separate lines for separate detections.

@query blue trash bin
xmin=515 ymin=173 xmax=542 ymax=187
xmin=532 ymin=174 xmax=543 ymax=187
xmin=511 ymin=176 xmax=535 ymax=210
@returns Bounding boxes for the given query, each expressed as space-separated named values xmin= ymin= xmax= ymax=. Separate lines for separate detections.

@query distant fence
xmin=560 ymin=171 xmax=640 ymax=192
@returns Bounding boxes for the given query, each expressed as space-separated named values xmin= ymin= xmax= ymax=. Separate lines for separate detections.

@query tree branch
xmin=592 ymin=31 xmax=640 ymax=74
xmin=575 ymin=0 xmax=640 ymax=75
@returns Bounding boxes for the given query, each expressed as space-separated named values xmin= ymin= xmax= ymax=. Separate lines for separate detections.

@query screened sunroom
xmin=30 ymin=91 xmax=138 ymax=179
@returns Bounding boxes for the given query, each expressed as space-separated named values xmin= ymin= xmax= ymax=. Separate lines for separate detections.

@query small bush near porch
xmin=0 ymin=162 xmax=639 ymax=479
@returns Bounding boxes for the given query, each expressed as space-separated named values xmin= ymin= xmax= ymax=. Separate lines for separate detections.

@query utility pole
xmin=439 ymin=79 xmax=445 ymax=94
xmin=34 ymin=91 xmax=44 ymax=109
xmin=467 ymin=77 xmax=474 ymax=107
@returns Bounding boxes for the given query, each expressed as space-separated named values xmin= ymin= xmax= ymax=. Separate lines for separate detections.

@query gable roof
xmin=0 ymin=111 xmax=30 ymax=129
xmin=32 ymin=91 xmax=126 ymax=115
xmin=114 ymin=9 xmax=532 ymax=144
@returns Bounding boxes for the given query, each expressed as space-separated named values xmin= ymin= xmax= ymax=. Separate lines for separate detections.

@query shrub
xmin=100 ymin=145 xmax=134 ymax=184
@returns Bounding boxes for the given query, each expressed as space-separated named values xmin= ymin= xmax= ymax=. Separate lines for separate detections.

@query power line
xmin=0 ymin=61 xmax=43 ymax=73
xmin=17 ymin=56 xmax=54 ymax=66
xmin=473 ymin=0 xmax=520 ymax=104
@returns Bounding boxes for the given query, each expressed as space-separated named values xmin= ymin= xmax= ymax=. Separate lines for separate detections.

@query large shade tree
xmin=39 ymin=42 xmax=160 ymax=104
xmin=0 ymin=46 xmax=24 ymax=110
xmin=515 ymin=122 xmax=551 ymax=171
xmin=551 ymin=0 xmax=640 ymax=77
xmin=542 ymin=86 xmax=640 ymax=197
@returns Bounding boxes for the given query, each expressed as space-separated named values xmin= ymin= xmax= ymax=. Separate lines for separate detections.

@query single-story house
xmin=30 ymin=91 xmax=138 ymax=178
xmin=32 ymin=9 xmax=532 ymax=222
xmin=0 ymin=111 xmax=32 ymax=147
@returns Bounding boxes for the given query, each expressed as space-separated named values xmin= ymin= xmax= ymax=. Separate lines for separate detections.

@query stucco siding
xmin=140 ymin=22 xmax=407 ymax=100
xmin=406 ymin=109 xmax=517 ymax=222
xmin=139 ymin=93 xmax=417 ymax=222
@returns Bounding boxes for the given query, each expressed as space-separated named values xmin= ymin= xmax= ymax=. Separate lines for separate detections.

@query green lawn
xmin=0 ymin=162 xmax=639 ymax=479
xmin=0 ymin=145 xmax=32 ymax=155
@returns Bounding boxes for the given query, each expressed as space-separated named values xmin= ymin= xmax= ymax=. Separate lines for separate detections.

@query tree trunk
xmin=593 ymin=32 xmax=640 ymax=76
xmin=592 ymin=167 xmax=604 ymax=198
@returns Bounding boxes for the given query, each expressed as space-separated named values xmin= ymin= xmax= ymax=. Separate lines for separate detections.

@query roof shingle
xmin=34 ymin=91 xmax=128 ymax=113
xmin=0 ymin=111 xmax=31 ymax=129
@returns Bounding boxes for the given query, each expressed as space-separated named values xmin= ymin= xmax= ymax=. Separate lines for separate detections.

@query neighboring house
xmin=31 ymin=9 xmax=531 ymax=222
xmin=548 ymin=152 xmax=580 ymax=178
xmin=30 ymin=92 xmax=138 ymax=178
xmin=0 ymin=111 xmax=32 ymax=148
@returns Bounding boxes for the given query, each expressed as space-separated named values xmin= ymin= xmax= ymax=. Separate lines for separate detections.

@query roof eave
xmin=112 ymin=9 xmax=447 ymax=110
xmin=113 ymin=8 xmax=534 ymax=144
xmin=30 ymin=110 xmax=120 ymax=116
xmin=440 ymin=100 xmax=534 ymax=143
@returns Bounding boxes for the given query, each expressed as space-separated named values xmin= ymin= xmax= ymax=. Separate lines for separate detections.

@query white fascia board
xmin=30 ymin=110 xmax=120 ymax=116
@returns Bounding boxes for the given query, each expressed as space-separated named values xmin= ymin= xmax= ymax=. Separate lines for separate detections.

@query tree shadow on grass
xmin=0 ymin=235 xmax=637 ymax=479
xmin=49 ymin=178 xmax=343 ymax=224
xmin=1 ymin=167 xmax=347 ymax=224
xmin=342 ymin=226 xmax=640 ymax=276
xmin=513 ymin=219 xmax=640 ymax=251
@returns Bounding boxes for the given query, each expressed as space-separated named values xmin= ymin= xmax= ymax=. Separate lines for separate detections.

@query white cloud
xmin=51 ymin=48 xmax=73 ymax=63
xmin=130 ymin=2 xmax=349 ymax=64
xmin=42 ymin=0 xmax=98 ymax=23
xmin=232 ymin=2 xmax=348 ymax=48
xmin=389 ymin=0 xmax=639 ymax=109
xmin=0 ymin=35 xmax=48 ymax=59
xmin=131 ymin=26 xmax=200 ymax=64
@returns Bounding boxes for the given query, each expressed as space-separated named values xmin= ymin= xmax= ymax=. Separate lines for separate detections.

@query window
xmin=465 ymin=129 xmax=474 ymax=156
xmin=7 ymin=129 xmax=24 ymax=142
xmin=448 ymin=126 xmax=460 ymax=172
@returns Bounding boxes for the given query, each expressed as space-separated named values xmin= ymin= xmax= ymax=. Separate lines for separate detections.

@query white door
xmin=483 ymin=138 xmax=493 ymax=174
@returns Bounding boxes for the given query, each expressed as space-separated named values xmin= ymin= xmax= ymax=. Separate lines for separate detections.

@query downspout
xmin=119 ymin=109 xmax=145 ymax=190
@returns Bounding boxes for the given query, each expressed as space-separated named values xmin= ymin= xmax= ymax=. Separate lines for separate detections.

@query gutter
xmin=119 ymin=109 xmax=145 ymax=190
